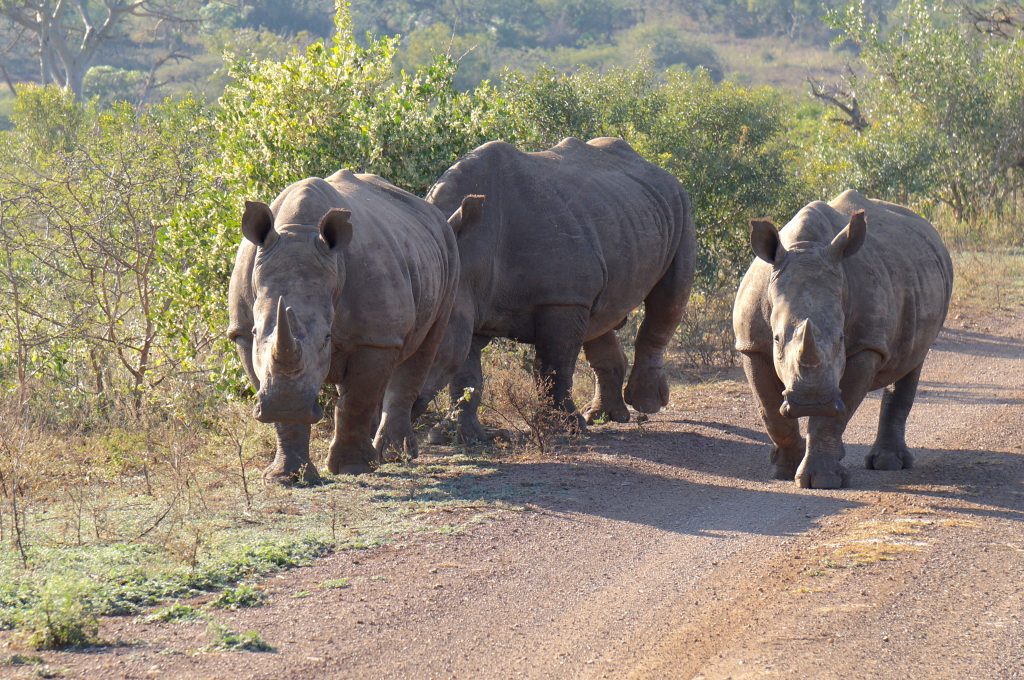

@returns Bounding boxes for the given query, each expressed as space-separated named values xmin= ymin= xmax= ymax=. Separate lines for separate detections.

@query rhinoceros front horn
xmin=797 ymin=319 xmax=822 ymax=368
xmin=272 ymin=296 xmax=300 ymax=366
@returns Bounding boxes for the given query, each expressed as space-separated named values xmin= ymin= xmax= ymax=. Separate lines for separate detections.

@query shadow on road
xmin=934 ymin=327 xmax=1024 ymax=359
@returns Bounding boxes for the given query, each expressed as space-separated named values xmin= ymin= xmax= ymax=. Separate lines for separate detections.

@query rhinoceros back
xmin=427 ymin=137 xmax=693 ymax=340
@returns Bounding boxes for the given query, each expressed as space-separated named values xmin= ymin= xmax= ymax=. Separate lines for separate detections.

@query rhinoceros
xmin=414 ymin=137 xmax=695 ymax=439
xmin=227 ymin=170 xmax=460 ymax=483
xmin=733 ymin=189 xmax=953 ymax=489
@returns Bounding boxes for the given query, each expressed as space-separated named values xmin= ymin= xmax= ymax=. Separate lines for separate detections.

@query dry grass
xmin=950 ymin=250 xmax=1024 ymax=314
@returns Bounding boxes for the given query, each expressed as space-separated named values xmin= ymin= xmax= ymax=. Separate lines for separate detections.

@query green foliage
xmin=17 ymin=577 xmax=100 ymax=650
xmin=323 ymin=577 xmax=351 ymax=589
xmin=82 ymin=66 xmax=147 ymax=108
xmin=807 ymin=0 xmax=1024 ymax=236
xmin=205 ymin=622 xmax=274 ymax=652
xmin=0 ymin=86 xmax=209 ymax=420
xmin=144 ymin=602 xmax=203 ymax=623
xmin=207 ymin=584 xmax=266 ymax=610
xmin=622 ymin=23 xmax=724 ymax=79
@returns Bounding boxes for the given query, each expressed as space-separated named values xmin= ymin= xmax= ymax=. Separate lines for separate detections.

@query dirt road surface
xmin=12 ymin=314 xmax=1024 ymax=679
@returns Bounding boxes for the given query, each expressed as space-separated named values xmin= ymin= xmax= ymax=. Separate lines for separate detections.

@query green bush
xmin=18 ymin=577 xmax=100 ymax=650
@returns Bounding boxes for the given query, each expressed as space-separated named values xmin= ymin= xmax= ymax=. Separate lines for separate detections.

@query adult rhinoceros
xmin=415 ymin=137 xmax=695 ymax=439
xmin=733 ymin=189 xmax=953 ymax=489
xmin=228 ymin=171 xmax=460 ymax=483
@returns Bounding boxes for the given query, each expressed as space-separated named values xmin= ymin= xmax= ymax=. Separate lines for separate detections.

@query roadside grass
xmin=0 ymin=431 xmax=520 ymax=649
xmin=950 ymin=249 xmax=1024 ymax=314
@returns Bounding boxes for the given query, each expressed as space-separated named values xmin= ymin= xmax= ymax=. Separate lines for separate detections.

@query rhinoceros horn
xmin=272 ymin=296 xmax=300 ymax=366
xmin=797 ymin=319 xmax=821 ymax=368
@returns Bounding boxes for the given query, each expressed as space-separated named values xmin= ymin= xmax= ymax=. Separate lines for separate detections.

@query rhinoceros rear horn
xmin=829 ymin=210 xmax=867 ymax=261
xmin=242 ymin=201 xmax=277 ymax=248
xmin=318 ymin=209 xmax=353 ymax=251
xmin=750 ymin=218 xmax=786 ymax=265
xmin=448 ymin=195 xmax=486 ymax=235
xmin=273 ymin=296 xmax=300 ymax=365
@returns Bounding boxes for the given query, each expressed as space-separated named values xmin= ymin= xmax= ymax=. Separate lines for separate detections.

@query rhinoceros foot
xmin=374 ymin=415 xmax=419 ymax=461
xmin=795 ymin=457 xmax=849 ymax=489
xmin=769 ymin=441 xmax=805 ymax=480
xmin=262 ymin=461 xmax=322 ymax=487
xmin=584 ymin=399 xmax=630 ymax=425
xmin=624 ymin=367 xmax=669 ymax=414
xmin=865 ymin=445 xmax=913 ymax=471
xmin=327 ymin=442 xmax=379 ymax=476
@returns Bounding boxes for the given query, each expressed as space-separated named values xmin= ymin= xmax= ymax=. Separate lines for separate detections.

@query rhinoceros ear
xmin=242 ymin=201 xmax=277 ymax=248
xmin=829 ymin=210 xmax=867 ymax=261
xmin=318 ymin=208 xmax=353 ymax=251
xmin=447 ymin=194 xmax=485 ymax=235
xmin=750 ymin=218 xmax=786 ymax=265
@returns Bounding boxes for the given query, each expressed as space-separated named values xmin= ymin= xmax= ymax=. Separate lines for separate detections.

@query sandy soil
xmin=4 ymin=312 xmax=1023 ymax=679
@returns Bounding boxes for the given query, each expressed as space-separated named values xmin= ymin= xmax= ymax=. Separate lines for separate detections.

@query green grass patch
xmin=204 ymin=622 xmax=273 ymax=652
xmin=207 ymin=584 xmax=265 ymax=610
xmin=143 ymin=603 xmax=203 ymax=623
xmin=322 ymin=578 xmax=350 ymax=590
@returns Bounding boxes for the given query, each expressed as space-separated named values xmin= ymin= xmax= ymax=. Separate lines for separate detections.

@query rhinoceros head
xmin=749 ymin=210 xmax=867 ymax=419
xmin=241 ymin=200 xmax=352 ymax=424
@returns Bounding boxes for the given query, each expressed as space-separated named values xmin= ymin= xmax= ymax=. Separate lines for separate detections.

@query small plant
xmin=289 ymin=590 xmax=312 ymax=599
xmin=18 ymin=578 xmax=100 ymax=650
xmin=322 ymin=578 xmax=350 ymax=590
xmin=143 ymin=602 xmax=203 ymax=623
xmin=205 ymin=622 xmax=273 ymax=652
xmin=4 ymin=654 xmax=45 ymax=666
xmin=207 ymin=584 xmax=265 ymax=610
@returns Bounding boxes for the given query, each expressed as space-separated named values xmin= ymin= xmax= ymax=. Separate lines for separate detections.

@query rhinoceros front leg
xmin=625 ymin=252 xmax=692 ymax=414
xmin=799 ymin=351 xmax=882 ymax=489
xmin=264 ymin=422 xmax=322 ymax=486
xmin=741 ymin=352 xmax=805 ymax=479
xmin=583 ymin=330 xmax=630 ymax=424
xmin=533 ymin=305 xmax=589 ymax=432
xmin=328 ymin=346 xmax=399 ymax=475
xmin=866 ymin=363 xmax=922 ymax=471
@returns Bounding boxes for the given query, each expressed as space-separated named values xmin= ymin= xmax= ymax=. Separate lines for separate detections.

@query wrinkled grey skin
xmin=733 ymin=189 xmax=953 ymax=489
xmin=414 ymin=137 xmax=695 ymax=441
xmin=227 ymin=171 xmax=459 ymax=484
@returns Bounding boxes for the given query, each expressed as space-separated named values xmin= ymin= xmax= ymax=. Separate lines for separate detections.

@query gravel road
xmin=15 ymin=313 xmax=1024 ymax=679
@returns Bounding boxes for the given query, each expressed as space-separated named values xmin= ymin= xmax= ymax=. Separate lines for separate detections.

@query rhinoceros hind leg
xmin=327 ymin=347 xmax=398 ymax=475
xmin=625 ymin=250 xmax=693 ymax=414
xmin=583 ymin=330 xmax=630 ymax=424
xmin=375 ymin=315 xmax=452 ymax=460
xmin=866 ymin=363 xmax=922 ymax=471
xmin=264 ymin=423 xmax=322 ymax=486
xmin=533 ymin=305 xmax=589 ymax=433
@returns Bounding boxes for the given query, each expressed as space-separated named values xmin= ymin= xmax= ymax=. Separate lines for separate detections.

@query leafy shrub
xmin=18 ymin=577 xmax=100 ymax=650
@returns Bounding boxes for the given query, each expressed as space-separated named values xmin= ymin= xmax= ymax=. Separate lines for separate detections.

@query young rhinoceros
xmin=733 ymin=189 xmax=953 ymax=489
xmin=227 ymin=171 xmax=461 ymax=484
